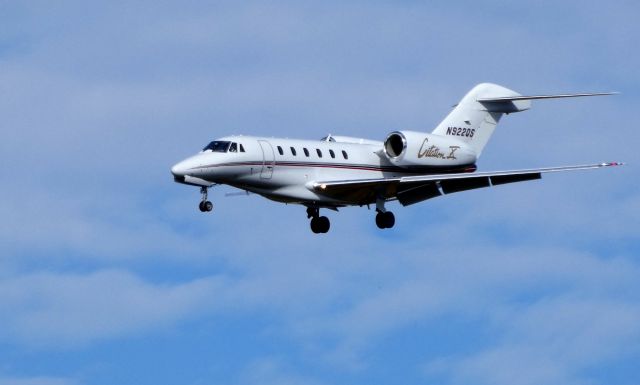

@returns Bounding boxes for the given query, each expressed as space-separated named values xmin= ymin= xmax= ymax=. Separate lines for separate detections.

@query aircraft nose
xmin=171 ymin=161 xmax=189 ymax=177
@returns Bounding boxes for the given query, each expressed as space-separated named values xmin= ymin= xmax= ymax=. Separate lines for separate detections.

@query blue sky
xmin=1 ymin=1 xmax=639 ymax=384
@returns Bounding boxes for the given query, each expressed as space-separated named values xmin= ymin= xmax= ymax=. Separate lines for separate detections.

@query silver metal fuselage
xmin=170 ymin=135 xmax=473 ymax=206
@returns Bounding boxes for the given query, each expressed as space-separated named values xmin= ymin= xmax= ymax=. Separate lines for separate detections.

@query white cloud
xmin=423 ymin=297 xmax=640 ymax=385
xmin=0 ymin=269 xmax=224 ymax=347
xmin=280 ymin=244 xmax=640 ymax=373
xmin=2 ymin=242 xmax=630 ymax=383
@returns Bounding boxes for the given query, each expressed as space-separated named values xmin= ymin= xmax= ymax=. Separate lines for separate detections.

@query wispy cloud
xmin=0 ymin=270 xmax=223 ymax=347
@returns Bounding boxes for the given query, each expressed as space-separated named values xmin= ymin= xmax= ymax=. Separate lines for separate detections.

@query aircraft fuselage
xmin=171 ymin=135 xmax=476 ymax=206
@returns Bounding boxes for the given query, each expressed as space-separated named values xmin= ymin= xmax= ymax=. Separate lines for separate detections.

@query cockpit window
xmin=202 ymin=141 xmax=231 ymax=152
xmin=229 ymin=142 xmax=238 ymax=152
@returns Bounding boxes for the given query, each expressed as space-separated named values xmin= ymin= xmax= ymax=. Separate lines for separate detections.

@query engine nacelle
xmin=383 ymin=130 xmax=477 ymax=168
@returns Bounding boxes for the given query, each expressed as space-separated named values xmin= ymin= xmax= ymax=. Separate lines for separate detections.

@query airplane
xmin=170 ymin=83 xmax=622 ymax=233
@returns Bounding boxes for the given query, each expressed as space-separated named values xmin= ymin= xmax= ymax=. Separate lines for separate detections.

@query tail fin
xmin=431 ymin=83 xmax=614 ymax=157
xmin=431 ymin=83 xmax=527 ymax=157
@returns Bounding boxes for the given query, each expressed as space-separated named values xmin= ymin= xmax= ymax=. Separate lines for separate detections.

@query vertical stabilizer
xmin=431 ymin=83 xmax=530 ymax=157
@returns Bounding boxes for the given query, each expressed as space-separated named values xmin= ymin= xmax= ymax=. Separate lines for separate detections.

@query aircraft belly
xmin=309 ymin=168 xmax=390 ymax=205
xmin=237 ymin=165 xmax=389 ymax=205
xmin=227 ymin=165 xmax=319 ymax=203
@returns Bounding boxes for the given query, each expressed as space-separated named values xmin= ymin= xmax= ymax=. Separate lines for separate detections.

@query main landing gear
xmin=307 ymin=207 xmax=330 ymax=234
xmin=375 ymin=210 xmax=395 ymax=229
xmin=198 ymin=186 xmax=213 ymax=212
xmin=304 ymin=206 xmax=395 ymax=233
xmin=375 ymin=198 xmax=395 ymax=229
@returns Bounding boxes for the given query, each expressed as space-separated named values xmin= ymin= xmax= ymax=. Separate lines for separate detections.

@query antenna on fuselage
xmin=323 ymin=134 xmax=334 ymax=142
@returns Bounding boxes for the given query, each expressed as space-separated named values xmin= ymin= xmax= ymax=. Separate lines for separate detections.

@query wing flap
xmin=397 ymin=182 xmax=442 ymax=206
xmin=440 ymin=176 xmax=491 ymax=194
xmin=490 ymin=173 xmax=541 ymax=185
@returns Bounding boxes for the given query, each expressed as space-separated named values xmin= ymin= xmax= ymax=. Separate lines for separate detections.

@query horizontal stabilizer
xmin=475 ymin=91 xmax=616 ymax=114
xmin=477 ymin=92 xmax=617 ymax=103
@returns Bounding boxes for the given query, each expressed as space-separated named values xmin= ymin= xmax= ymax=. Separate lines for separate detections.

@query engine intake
xmin=384 ymin=132 xmax=407 ymax=158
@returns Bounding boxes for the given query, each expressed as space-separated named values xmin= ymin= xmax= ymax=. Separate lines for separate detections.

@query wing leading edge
xmin=312 ymin=162 xmax=623 ymax=207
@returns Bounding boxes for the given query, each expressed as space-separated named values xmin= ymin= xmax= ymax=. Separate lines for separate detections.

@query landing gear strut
xmin=307 ymin=207 xmax=330 ymax=234
xmin=198 ymin=186 xmax=213 ymax=212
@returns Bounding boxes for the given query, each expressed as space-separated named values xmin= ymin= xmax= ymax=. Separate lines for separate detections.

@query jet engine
xmin=383 ymin=130 xmax=477 ymax=168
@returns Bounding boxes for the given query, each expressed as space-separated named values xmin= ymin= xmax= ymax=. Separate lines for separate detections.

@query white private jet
xmin=171 ymin=83 xmax=622 ymax=233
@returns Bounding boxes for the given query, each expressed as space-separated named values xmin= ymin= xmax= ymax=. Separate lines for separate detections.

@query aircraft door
xmin=258 ymin=140 xmax=275 ymax=179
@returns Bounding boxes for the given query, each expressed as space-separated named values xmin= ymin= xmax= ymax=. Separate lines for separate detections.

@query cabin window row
xmin=276 ymin=146 xmax=348 ymax=160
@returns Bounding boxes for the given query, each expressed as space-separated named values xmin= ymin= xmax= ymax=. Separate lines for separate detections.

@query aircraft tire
xmin=199 ymin=201 xmax=206 ymax=212
xmin=310 ymin=217 xmax=321 ymax=233
xmin=376 ymin=211 xmax=395 ymax=229
xmin=310 ymin=216 xmax=330 ymax=233
xmin=318 ymin=216 xmax=330 ymax=233
xmin=204 ymin=201 xmax=213 ymax=212
xmin=384 ymin=211 xmax=395 ymax=228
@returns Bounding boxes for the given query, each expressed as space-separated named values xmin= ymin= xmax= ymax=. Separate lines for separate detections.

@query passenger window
xmin=342 ymin=150 xmax=348 ymax=159
xmin=316 ymin=149 xmax=322 ymax=158
xmin=240 ymin=144 xmax=245 ymax=152
xmin=290 ymin=147 xmax=297 ymax=156
xmin=229 ymin=142 xmax=238 ymax=153
xmin=329 ymin=149 xmax=335 ymax=158
xmin=277 ymin=146 xmax=284 ymax=156
xmin=303 ymin=148 xmax=309 ymax=157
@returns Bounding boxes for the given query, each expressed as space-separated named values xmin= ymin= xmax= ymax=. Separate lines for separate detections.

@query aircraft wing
xmin=311 ymin=162 xmax=623 ymax=206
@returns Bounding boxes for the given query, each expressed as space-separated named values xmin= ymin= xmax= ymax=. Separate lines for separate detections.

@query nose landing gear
xmin=307 ymin=207 xmax=330 ymax=234
xmin=198 ymin=186 xmax=213 ymax=212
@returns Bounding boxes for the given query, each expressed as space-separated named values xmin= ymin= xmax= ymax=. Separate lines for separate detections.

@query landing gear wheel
xmin=375 ymin=211 xmax=395 ymax=229
xmin=318 ymin=216 xmax=330 ymax=233
xmin=383 ymin=211 xmax=395 ymax=228
xmin=199 ymin=200 xmax=213 ymax=212
xmin=310 ymin=217 xmax=321 ymax=233
xmin=310 ymin=215 xmax=330 ymax=233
